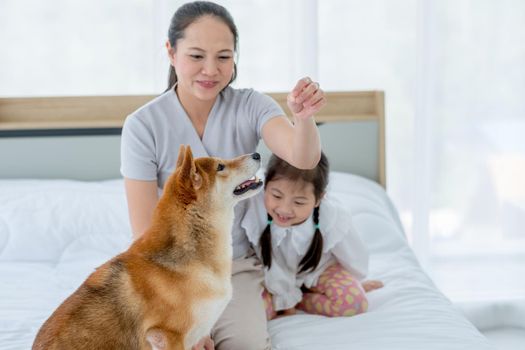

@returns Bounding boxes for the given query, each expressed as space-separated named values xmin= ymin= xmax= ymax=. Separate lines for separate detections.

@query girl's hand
xmin=192 ymin=335 xmax=214 ymax=350
xmin=287 ymin=77 xmax=326 ymax=120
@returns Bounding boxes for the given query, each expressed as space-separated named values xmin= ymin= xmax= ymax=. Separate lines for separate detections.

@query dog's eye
xmin=217 ymin=163 xmax=225 ymax=172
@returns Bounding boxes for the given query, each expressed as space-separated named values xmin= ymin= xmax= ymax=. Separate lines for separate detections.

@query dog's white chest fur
xmin=185 ymin=273 xmax=233 ymax=349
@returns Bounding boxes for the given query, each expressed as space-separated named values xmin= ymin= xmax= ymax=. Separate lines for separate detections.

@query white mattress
xmin=0 ymin=173 xmax=495 ymax=350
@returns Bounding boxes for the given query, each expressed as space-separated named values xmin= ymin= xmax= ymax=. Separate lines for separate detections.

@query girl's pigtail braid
xmin=299 ymin=206 xmax=323 ymax=273
xmin=259 ymin=214 xmax=274 ymax=269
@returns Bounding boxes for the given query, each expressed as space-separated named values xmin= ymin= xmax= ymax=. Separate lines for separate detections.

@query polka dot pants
xmin=262 ymin=263 xmax=368 ymax=320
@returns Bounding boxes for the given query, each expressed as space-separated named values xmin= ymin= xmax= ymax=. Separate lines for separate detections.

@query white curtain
xmin=1 ymin=0 xmax=524 ymax=303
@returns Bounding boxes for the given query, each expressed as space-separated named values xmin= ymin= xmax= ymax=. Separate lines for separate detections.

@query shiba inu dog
xmin=33 ymin=145 xmax=263 ymax=350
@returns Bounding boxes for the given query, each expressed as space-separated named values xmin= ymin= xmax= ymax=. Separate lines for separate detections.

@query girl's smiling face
xmin=167 ymin=15 xmax=235 ymax=102
xmin=264 ymin=177 xmax=321 ymax=227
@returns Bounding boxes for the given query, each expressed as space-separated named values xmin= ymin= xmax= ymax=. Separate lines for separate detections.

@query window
xmin=2 ymin=0 xmax=524 ymax=300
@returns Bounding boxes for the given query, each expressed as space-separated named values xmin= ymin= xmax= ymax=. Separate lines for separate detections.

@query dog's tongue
xmin=239 ymin=179 xmax=255 ymax=187
xmin=236 ymin=176 xmax=259 ymax=192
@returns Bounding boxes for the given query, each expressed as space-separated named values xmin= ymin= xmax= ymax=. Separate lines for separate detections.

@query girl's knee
xmin=301 ymin=284 xmax=368 ymax=317
xmin=338 ymin=284 xmax=368 ymax=316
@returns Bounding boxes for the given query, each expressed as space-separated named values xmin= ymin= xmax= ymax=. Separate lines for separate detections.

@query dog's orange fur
xmin=32 ymin=145 xmax=262 ymax=350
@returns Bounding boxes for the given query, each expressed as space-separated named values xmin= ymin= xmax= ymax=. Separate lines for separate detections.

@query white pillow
xmin=0 ymin=179 xmax=131 ymax=263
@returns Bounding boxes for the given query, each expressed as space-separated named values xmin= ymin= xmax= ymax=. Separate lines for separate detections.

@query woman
xmin=120 ymin=2 xmax=325 ymax=349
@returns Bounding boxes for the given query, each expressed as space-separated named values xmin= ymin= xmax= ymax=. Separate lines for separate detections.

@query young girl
xmin=245 ymin=153 xmax=383 ymax=319
xmin=121 ymin=2 xmax=325 ymax=349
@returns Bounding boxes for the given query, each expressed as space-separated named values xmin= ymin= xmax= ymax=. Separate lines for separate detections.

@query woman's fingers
xmin=287 ymin=77 xmax=326 ymax=119
xmin=204 ymin=336 xmax=215 ymax=350
xmin=295 ymin=93 xmax=326 ymax=119
xmin=303 ymin=88 xmax=324 ymax=108
xmin=192 ymin=335 xmax=214 ymax=350
xmin=299 ymin=82 xmax=320 ymax=103
xmin=291 ymin=77 xmax=313 ymax=98
xmin=294 ymin=78 xmax=320 ymax=104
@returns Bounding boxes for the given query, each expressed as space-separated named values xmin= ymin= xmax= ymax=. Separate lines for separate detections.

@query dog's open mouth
xmin=234 ymin=176 xmax=263 ymax=195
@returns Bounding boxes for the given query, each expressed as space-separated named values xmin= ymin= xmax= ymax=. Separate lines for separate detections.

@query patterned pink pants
xmin=262 ymin=263 xmax=368 ymax=320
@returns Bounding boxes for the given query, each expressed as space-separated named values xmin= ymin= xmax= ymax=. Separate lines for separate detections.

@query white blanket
xmin=0 ymin=173 xmax=494 ymax=349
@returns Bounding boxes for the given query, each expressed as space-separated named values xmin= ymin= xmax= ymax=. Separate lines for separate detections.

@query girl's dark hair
xmin=259 ymin=152 xmax=330 ymax=273
xmin=165 ymin=1 xmax=238 ymax=92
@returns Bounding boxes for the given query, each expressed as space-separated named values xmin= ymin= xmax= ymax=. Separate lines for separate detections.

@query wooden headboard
xmin=0 ymin=91 xmax=385 ymax=187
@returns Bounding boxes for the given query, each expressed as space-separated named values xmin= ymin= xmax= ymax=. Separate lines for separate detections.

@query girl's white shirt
xmin=243 ymin=192 xmax=369 ymax=311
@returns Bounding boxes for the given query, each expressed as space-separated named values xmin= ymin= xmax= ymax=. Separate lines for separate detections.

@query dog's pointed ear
xmin=185 ymin=146 xmax=203 ymax=190
xmin=192 ymin=172 xmax=202 ymax=190
xmin=177 ymin=146 xmax=202 ymax=190
xmin=178 ymin=145 xmax=195 ymax=175
xmin=176 ymin=144 xmax=186 ymax=169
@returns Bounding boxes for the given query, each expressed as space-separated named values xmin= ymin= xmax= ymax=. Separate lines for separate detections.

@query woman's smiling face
xmin=264 ymin=177 xmax=321 ymax=227
xmin=167 ymin=15 xmax=235 ymax=101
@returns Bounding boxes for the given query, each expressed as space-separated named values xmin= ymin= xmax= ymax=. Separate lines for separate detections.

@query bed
xmin=0 ymin=92 xmax=495 ymax=349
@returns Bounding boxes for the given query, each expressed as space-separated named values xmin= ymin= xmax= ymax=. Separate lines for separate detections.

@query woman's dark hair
xmin=259 ymin=152 xmax=330 ymax=273
xmin=165 ymin=1 xmax=238 ymax=91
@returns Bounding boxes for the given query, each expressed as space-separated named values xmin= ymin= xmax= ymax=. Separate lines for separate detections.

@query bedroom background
xmin=0 ymin=0 xmax=524 ymax=348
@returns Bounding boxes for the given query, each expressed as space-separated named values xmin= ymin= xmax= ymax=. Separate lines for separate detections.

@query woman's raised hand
xmin=287 ymin=77 xmax=326 ymax=120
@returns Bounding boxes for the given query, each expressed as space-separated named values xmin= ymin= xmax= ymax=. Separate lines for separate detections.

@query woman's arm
xmin=124 ymin=178 xmax=159 ymax=239
xmin=262 ymin=77 xmax=325 ymax=169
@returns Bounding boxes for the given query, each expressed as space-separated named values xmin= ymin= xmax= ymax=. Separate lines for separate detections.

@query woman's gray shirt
xmin=121 ymin=86 xmax=284 ymax=259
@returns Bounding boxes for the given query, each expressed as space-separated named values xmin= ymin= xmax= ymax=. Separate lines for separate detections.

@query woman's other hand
xmin=287 ymin=77 xmax=326 ymax=120
xmin=192 ymin=335 xmax=214 ymax=350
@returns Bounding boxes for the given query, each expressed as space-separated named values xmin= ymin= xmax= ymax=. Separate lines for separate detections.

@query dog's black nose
xmin=252 ymin=152 xmax=261 ymax=160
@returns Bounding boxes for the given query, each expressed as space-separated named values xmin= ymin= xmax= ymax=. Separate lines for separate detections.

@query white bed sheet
xmin=0 ymin=173 xmax=494 ymax=350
